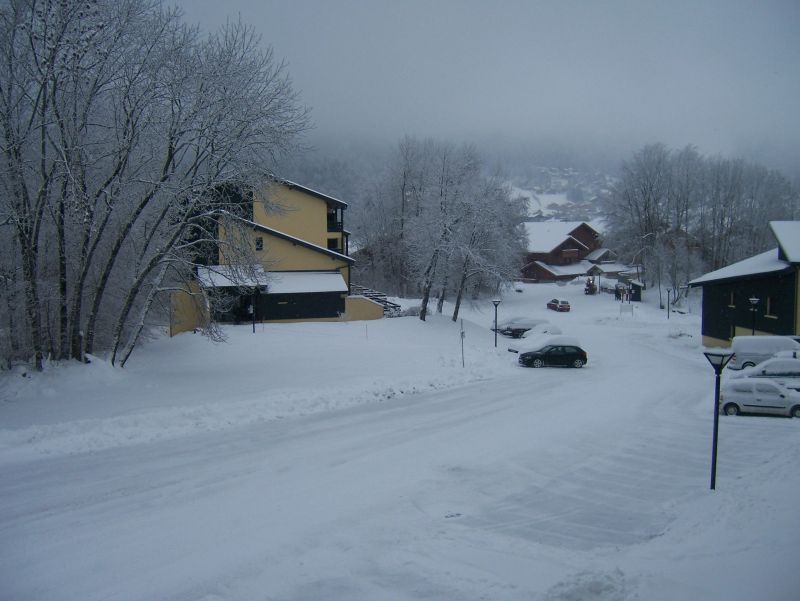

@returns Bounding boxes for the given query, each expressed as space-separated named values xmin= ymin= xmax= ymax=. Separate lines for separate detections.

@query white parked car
xmin=727 ymin=335 xmax=800 ymax=369
xmin=493 ymin=317 xmax=550 ymax=338
xmin=728 ymin=358 xmax=800 ymax=391
xmin=519 ymin=323 xmax=563 ymax=337
xmin=720 ymin=379 xmax=800 ymax=417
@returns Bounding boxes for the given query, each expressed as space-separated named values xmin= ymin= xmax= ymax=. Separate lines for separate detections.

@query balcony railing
xmin=327 ymin=218 xmax=343 ymax=232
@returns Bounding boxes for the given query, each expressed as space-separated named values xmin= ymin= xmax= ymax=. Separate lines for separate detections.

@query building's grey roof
xmin=689 ymin=249 xmax=792 ymax=286
xmin=585 ymin=248 xmax=614 ymax=262
xmin=770 ymin=221 xmax=800 ymax=263
xmin=197 ymin=266 xmax=347 ymax=293
xmin=274 ymin=178 xmax=348 ymax=208
xmin=588 ymin=262 xmax=630 ymax=274
xmin=533 ymin=260 xmax=593 ymax=277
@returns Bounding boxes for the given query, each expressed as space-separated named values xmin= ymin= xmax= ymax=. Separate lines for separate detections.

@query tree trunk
xmin=84 ymin=164 xmax=174 ymax=355
xmin=56 ymin=182 xmax=69 ymax=360
xmin=436 ymin=269 xmax=449 ymax=314
xmin=118 ymin=262 xmax=171 ymax=368
xmin=418 ymin=249 xmax=440 ymax=322
xmin=20 ymin=242 xmax=44 ymax=371
xmin=451 ymin=256 xmax=470 ymax=322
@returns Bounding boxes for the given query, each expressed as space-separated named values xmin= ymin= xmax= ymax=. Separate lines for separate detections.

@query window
xmin=327 ymin=238 xmax=340 ymax=251
xmin=755 ymin=383 xmax=781 ymax=398
xmin=728 ymin=291 xmax=735 ymax=307
xmin=255 ymin=237 xmax=263 ymax=251
xmin=765 ymin=296 xmax=777 ymax=318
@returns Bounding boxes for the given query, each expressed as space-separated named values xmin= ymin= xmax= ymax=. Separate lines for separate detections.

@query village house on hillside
xmin=520 ymin=221 xmax=601 ymax=282
xmin=520 ymin=221 xmax=626 ymax=280
xmin=170 ymin=180 xmax=394 ymax=335
xmin=689 ymin=221 xmax=800 ymax=347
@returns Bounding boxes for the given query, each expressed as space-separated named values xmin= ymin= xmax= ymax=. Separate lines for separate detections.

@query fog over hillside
xmin=180 ymin=0 xmax=800 ymax=181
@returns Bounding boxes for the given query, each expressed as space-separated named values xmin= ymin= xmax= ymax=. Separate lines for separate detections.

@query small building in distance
xmin=521 ymin=221 xmax=601 ymax=282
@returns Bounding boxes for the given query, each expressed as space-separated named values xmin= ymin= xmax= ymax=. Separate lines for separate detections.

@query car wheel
xmin=532 ymin=358 xmax=544 ymax=368
xmin=791 ymin=405 xmax=800 ymax=418
xmin=723 ymin=403 xmax=740 ymax=416
xmin=572 ymin=359 xmax=584 ymax=368
xmin=742 ymin=362 xmax=755 ymax=369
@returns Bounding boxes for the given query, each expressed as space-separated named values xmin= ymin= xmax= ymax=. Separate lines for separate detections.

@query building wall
xmin=700 ymin=271 xmax=798 ymax=342
xmin=252 ymin=234 xmax=350 ymax=284
xmin=344 ymin=296 xmax=385 ymax=320
xmin=254 ymin=183 xmax=329 ymax=247
xmin=258 ymin=291 xmax=345 ymax=320
xmin=570 ymin=223 xmax=600 ymax=251
xmin=796 ymin=270 xmax=800 ymax=335
xmin=215 ymin=293 xmax=384 ymax=324
xmin=170 ymin=283 xmax=208 ymax=336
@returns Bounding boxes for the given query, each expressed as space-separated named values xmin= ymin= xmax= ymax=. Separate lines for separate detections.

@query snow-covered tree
xmin=0 ymin=0 xmax=308 ymax=369
xmin=349 ymin=137 xmax=527 ymax=320
xmin=602 ymin=143 xmax=799 ymax=302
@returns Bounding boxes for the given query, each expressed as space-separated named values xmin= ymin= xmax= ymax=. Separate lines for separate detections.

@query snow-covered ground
xmin=2 ymin=282 xmax=799 ymax=601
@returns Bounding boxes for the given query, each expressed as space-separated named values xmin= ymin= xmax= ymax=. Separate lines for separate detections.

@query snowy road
xmin=2 ymin=290 xmax=799 ymax=600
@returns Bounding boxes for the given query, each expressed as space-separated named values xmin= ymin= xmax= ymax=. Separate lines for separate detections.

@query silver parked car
xmin=720 ymin=379 xmax=800 ymax=417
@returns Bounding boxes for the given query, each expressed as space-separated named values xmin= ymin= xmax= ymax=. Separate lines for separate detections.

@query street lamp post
xmin=251 ymin=288 xmax=257 ymax=334
xmin=666 ymin=288 xmax=671 ymax=319
xmin=703 ymin=350 xmax=733 ymax=490
xmin=748 ymin=296 xmax=759 ymax=335
xmin=492 ymin=299 xmax=501 ymax=348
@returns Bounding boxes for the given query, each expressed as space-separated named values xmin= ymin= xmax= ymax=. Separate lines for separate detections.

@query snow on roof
xmin=689 ymin=249 xmax=791 ymax=286
xmin=590 ymin=262 xmax=631 ymax=274
xmin=197 ymin=266 xmax=347 ymax=294
xmin=268 ymin=271 xmax=348 ymax=294
xmin=523 ymin=221 xmax=595 ymax=253
xmin=275 ymin=178 xmax=348 ymax=208
xmin=534 ymin=260 xmax=593 ymax=277
xmin=196 ymin=265 xmax=271 ymax=288
xmin=770 ymin=221 xmax=800 ymax=263
xmin=585 ymin=248 xmax=613 ymax=261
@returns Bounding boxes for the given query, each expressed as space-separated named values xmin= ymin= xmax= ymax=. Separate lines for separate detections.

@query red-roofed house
xmin=521 ymin=221 xmax=602 ymax=281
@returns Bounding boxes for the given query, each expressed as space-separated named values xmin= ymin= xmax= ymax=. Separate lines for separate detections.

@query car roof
xmin=724 ymin=379 xmax=800 ymax=395
xmin=759 ymin=358 xmax=800 ymax=368
xmin=731 ymin=357 xmax=800 ymax=378
xmin=499 ymin=317 xmax=549 ymax=327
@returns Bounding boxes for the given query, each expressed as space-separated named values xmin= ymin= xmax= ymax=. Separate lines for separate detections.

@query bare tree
xmin=0 ymin=0 xmax=308 ymax=370
xmin=603 ymin=143 xmax=798 ymax=294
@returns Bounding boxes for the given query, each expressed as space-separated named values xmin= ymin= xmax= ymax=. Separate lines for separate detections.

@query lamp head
xmin=704 ymin=350 xmax=733 ymax=372
xmin=749 ymin=296 xmax=759 ymax=306
xmin=492 ymin=299 xmax=501 ymax=307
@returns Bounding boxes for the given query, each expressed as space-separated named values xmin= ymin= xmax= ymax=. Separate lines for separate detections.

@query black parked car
xmin=519 ymin=342 xmax=588 ymax=368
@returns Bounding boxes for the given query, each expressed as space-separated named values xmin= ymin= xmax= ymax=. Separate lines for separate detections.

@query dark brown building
xmin=521 ymin=221 xmax=601 ymax=281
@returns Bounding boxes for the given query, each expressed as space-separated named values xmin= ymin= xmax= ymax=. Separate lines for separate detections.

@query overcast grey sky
xmin=176 ymin=0 xmax=800 ymax=171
